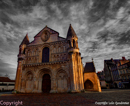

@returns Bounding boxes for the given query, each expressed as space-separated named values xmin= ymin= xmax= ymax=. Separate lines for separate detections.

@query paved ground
xmin=0 ymin=89 xmax=129 ymax=106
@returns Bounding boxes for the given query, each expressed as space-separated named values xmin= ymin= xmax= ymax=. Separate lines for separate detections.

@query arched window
xmin=73 ymin=39 xmax=75 ymax=48
xmin=68 ymin=40 xmax=71 ymax=47
xmin=23 ymin=49 xmax=25 ymax=54
xmin=42 ymin=47 xmax=49 ymax=63
xmin=58 ymin=47 xmax=60 ymax=52
xmin=63 ymin=46 xmax=65 ymax=52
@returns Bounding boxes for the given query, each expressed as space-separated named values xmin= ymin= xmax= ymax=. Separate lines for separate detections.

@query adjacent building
xmin=97 ymin=71 xmax=108 ymax=88
xmin=104 ymin=57 xmax=129 ymax=88
xmin=0 ymin=77 xmax=15 ymax=91
xmin=84 ymin=61 xmax=101 ymax=92
xmin=118 ymin=62 xmax=130 ymax=88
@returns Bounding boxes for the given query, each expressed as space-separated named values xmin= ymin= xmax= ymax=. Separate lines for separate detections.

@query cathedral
xmin=14 ymin=24 xmax=101 ymax=93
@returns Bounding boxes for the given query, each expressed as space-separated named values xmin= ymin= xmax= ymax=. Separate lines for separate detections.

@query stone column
xmin=15 ymin=61 xmax=22 ymax=91
xmin=50 ymin=77 xmax=57 ymax=93
xmin=38 ymin=78 xmax=42 ymax=93
xmin=70 ymin=53 xmax=76 ymax=92
xmin=21 ymin=79 xmax=25 ymax=93
xmin=32 ymin=77 xmax=38 ymax=93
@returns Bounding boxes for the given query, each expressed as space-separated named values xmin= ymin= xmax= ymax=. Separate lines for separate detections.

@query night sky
xmin=0 ymin=0 xmax=130 ymax=79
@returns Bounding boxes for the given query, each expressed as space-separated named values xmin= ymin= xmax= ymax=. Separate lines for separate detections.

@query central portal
xmin=42 ymin=74 xmax=51 ymax=93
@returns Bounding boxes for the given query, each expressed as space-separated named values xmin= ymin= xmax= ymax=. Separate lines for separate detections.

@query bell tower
xmin=67 ymin=24 xmax=84 ymax=92
xmin=15 ymin=34 xmax=30 ymax=91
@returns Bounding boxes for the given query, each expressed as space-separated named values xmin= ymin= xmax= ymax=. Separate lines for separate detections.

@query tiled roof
xmin=84 ymin=62 xmax=96 ymax=73
xmin=0 ymin=77 xmax=15 ymax=82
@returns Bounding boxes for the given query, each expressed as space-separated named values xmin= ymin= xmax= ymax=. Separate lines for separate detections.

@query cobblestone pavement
xmin=0 ymin=89 xmax=129 ymax=106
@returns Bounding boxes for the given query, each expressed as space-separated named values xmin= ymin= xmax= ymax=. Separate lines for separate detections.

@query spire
xmin=67 ymin=24 xmax=78 ymax=39
xmin=20 ymin=33 xmax=30 ymax=46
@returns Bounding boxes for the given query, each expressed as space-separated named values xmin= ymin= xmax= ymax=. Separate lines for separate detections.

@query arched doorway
xmin=42 ymin=74 xmax=51 ymax=93
xmin=84 ymin=80 xmax=93 ymax=90
xmin=42 ymin=47 xmax=49 ymax=63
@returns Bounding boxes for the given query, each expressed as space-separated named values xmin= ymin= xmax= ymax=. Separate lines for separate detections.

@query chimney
xmin=111 ymin=58 xmax=114 ymax=62
xmin=122 ymin=57 xmax=126 ymax=60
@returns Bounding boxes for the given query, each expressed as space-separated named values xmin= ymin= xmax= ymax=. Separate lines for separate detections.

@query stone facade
xmin=15 ymin=25 xmax=101 ymax=93
xmin=15 ymin=25 xmax=84 ymax=93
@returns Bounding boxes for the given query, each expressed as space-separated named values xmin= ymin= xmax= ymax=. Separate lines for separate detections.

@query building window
xmin=125 ymin=76 xmax=127 ymax=79
xmin=123 ymin=70 xmax=125 ymax=74
xmin=58 ymin=47 xmax=60 ymax=52
xmin=42 ymin=47 xmax=49 ymax=63
xmin=126 ymin=69 xmax=128 ymax=73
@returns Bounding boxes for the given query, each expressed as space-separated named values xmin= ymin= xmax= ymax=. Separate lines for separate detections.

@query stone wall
xmin=84 ymin=72 xmax=101 ymax=92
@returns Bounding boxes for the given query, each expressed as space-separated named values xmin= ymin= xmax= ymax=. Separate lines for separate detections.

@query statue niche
xmin=57 ymin=70 xmax=68 ymax=92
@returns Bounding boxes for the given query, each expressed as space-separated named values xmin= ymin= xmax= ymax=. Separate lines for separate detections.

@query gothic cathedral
xmin=15 ymin=24 xmax=101 ymax=93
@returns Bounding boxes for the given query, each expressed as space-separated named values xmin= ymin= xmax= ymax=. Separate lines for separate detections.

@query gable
xmin=34 ymin=26 xmax=59 ymax=38
xmin=29 ymin=26 xmax=65 ymax=46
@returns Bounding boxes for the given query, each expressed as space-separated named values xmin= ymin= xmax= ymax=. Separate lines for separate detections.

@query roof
xmin=118 ymin=61 xmax=130 ymax=67
xmin=84 ymin=62 xmax=96 ymax=73
xmin=0 ymin=77 xmax=15 ymax=82
xmin=67 ymin=24 xmax=78 ymax=39
xmin=104 ymin=58 xmax=129 ymax=66
xmin=20 ymin=34 xmax=30 ymax=46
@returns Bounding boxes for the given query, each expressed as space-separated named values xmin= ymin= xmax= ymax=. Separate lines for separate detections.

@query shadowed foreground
xmin=0 ymin=89 xmax=130 ymax=106
xmin=0 ymin=93 xmax=95 ymax=106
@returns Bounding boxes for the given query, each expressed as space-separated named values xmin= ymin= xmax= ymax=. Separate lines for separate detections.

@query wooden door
xmin=42 ymin=74 xmax=51 ymax=93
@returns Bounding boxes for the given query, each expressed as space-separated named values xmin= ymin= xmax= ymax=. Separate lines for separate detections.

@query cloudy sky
xmin=0 ymin=0 xmax=130 ymax=79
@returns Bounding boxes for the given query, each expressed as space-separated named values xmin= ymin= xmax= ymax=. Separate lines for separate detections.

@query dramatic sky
xmin=0 ymin=0 xmax=130 ymax=79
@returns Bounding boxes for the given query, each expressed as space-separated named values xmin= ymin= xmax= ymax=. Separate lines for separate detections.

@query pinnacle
xmin=67 ymin=24 xmax=78 ymax=39
xmin=20 ymin=33 xmax=30 ymax=46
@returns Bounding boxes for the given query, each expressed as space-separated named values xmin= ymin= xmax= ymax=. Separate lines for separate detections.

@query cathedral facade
xmin=15 ymin=25 xmax=85 ymax=93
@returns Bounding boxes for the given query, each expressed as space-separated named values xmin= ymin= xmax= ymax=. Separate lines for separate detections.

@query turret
xmin=15 ymin=34 xmax=29 ymax=92
xmin=67 ymin=24 xmax=79 ymax=53
xmin=18 ymin=34 xmax=29 ymax=61
xmin=66 ymin=24 xmax=84 ymax=92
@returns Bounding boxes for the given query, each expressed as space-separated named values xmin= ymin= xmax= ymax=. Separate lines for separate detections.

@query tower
xmin=67 ymin=24 xmax=84 ymax=92
xmin=15 ymin=34 xmax=29 ymax=91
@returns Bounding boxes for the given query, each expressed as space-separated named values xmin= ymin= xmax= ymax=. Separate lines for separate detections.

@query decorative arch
xmin=56 ymin=69 xmax=68 ymax=92
xmin=23 ymin=71 xmax=34 ymax=91
xmin=37 ymin=68 xmax=52 ymax=78
xmin=84 ymin=79 xmax=94 ymax=90
xmin=37 ymin=68 xmax=52 ymax=93
xmin=42 ymin=47 xmax=49 ymax=62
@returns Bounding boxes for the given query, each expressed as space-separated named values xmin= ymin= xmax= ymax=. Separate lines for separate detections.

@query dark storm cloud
xmin=0 ymin=0 xmax=130 ymax=78
xmin=97 ymin=30 xmax=110 ymax=42
xmin=88 ymin=0 xmax=128 ymax=22
xmin=0 ymin=12 xmax=13 ymax=25
xmin=117 ymin=30 xmax=130 ymax=45
xmin=88 ymin=0 xmax=111 ymax=23
xmin=0 ymin=0 xmax=39 ymax=13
